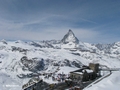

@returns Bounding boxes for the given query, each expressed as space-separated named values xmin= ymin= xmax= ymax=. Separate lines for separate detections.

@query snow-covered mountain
xmin=61 ymin=29 xmax=79 ymax=44
xmin=0 ymin=30 xmax=120 ymax=90
xmin=61 ymin=29 xmax=79 ymax=48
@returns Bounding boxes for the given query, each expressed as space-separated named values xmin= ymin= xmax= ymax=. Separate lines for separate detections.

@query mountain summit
xmin=61 ymin=29 xmax=79 ymax=44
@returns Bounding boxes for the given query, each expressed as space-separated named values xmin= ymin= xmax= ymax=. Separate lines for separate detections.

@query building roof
xmin=72 ymin=72 xmax=83 ymax=75
xmin=84 ymin=69 xmax=93 ymax=73
xmin=70 ymin=68 xmax=93 ymax=75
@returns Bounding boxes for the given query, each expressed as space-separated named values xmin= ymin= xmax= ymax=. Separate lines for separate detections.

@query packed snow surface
xmin=84 ymin=71 xmax=120 ymax=90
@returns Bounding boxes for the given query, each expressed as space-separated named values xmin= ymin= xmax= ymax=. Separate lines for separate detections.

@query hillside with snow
xmin=0 ymin=30 xmax=120 ymax=90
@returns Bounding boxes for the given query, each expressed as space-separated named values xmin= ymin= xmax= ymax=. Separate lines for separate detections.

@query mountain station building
xmin=70 ymin=63 xmax=99 ymax=82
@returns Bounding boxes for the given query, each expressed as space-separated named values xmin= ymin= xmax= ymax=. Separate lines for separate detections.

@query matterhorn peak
xmin=61 ymin=29 xmax=79 ymax=44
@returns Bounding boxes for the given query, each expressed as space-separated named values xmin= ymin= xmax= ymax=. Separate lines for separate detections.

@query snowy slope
xmin=0 ymin=72 xmax=22 ymax=90
xmin=0 ymin=30 xmax=120 ymax=90
xmin=84 ymin=71 xmax=120 ymax=90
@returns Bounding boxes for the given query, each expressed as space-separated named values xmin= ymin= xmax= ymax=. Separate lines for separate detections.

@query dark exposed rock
xmin=72 ymin=53 xmax=80 ymax=56
xmin=11 ymin=46 xmax=28 ymax=53
xmin=64 ymin=59 xmax=71 ymax=67
xmin=72 ymin=61 xmax=82 ymax=68
xmin=30 ymin=42 xmax=42 ymax=48
xmin=20 ymin=56 xmax=45 ymax=72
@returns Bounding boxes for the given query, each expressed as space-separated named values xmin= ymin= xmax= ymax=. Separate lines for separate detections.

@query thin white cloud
xmin=0 ymin=22 xmax=99 ymax=42
xmin=0 ymin=21 xmax=119 ymax=44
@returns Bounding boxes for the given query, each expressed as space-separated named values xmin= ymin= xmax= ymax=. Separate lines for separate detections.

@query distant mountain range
xmin=0 ymin=30 xmax=120 ymax=79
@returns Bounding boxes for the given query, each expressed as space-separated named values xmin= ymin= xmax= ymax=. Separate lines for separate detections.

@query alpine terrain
xmin=0 ymin=30 xmax=120 ymax=90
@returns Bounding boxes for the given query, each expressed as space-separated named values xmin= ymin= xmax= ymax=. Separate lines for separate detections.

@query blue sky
xmin=0 ymin=0 xmax=120 ymax=43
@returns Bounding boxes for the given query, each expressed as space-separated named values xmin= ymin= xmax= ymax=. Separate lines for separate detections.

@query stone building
xmin=70 ymin=63 xmax=99 ymax=82
xmin=70 ymin=69 xmax=96 ymax=81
